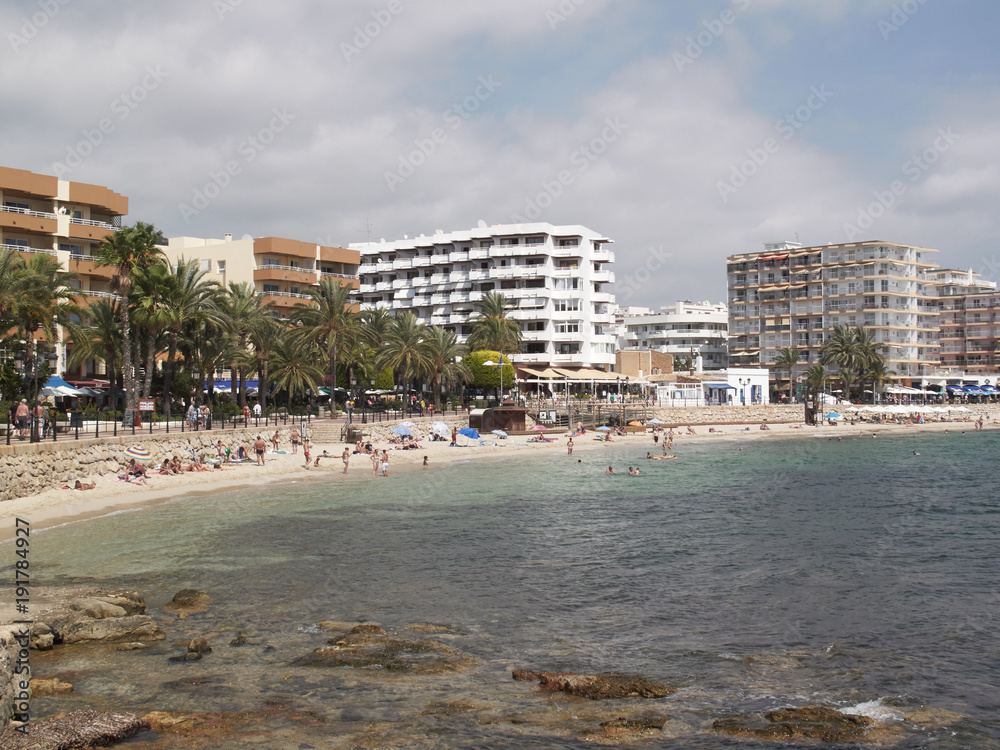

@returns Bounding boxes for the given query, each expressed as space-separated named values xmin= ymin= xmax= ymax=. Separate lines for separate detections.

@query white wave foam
xmin=842 ymin=698 xmax=903 ymax=723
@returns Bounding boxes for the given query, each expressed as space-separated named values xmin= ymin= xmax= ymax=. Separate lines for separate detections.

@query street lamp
xmin=483 ymin=356 xmax=506 ymax=405
xmin=565 ymin=374 xmax=572 ymax=431
xmin=738 ymin=377 xmax=748 ymax=405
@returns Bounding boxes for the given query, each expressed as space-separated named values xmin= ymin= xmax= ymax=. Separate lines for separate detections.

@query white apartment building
xmin=727 ymin=240 xmax=940 ymax=381
xmin=618 ymin=301 xmax=729 ymax=369
xmin=352 ymin=222 xmax=617 ymax=370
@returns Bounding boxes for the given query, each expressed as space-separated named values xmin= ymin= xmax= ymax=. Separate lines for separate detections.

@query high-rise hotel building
xmin=353 ymin=222 xmax=617 ymax=370
xmin=727 ymin=240 xmax=941 ymax=381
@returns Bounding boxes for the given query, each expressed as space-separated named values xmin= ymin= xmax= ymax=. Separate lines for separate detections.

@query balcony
xmin=254 ymin=266 xmax=318 ymax=285
xmin=68 ymin=255 xmax=115 ymax=280
xmin=262 ymin=291 xmax=313 ymax=310
xmin=253 ymin=236 xmax=317 ymax=260
xmin=0 ymin=205 xmax=57 ymax=234
xmin=3 ymin=243 xmax=57 ymax=258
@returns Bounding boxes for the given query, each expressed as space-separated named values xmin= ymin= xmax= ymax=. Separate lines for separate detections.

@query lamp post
xmin=483 ymin=356 xmax=506 ymax=405
xmin=565 ymin=375 xmax=572 ymax=430
xmin=738 ymin=377 xmax=748 ymax=406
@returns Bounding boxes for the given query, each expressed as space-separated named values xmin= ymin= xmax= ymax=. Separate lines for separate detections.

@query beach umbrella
xmin=595 ymin=425 xmax=612 ymax=431
xmin=628 ymin=420 xmax=643 ymax=426
xmin=391 ymin=425 xmax=412 ymax=436
xmin=458 ymin=427 xmax=479 ymax=440
xmin=648 ymin=418 xmax=665 ymax=425
xmin=431 ymin=421 xmax=450 ymax=438
xmin=399 ymin=421 xmax=417 ymax=427
xmin=491 ymin=429 xmax=508 ymax=438
xmin=531 ymin=425 xmax=548 ymax=431
xmin=123 ymin=445 xmax=152 ymax=461
xmin=825 ymin=412 xmax=842 ymax=419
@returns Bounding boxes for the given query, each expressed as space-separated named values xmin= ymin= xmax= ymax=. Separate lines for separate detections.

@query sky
xmin=3 ymin=0 xmax=999 ymax=308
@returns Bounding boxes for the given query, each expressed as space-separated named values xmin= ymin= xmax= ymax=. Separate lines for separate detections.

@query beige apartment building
xmin=161 ymin=234 xmax=360 ymax=316
xmin=727 ymin=240 xmax=941 ymax=383
xmin=926 ymin=268 xmax=1000 ymax=374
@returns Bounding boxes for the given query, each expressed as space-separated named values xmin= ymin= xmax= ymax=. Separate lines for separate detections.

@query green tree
xmin=864 ymin=358 xmax=896 ymax=404
xmin=774 ymin=346 xmax=801 ymax=402
xmin=465 ymin=350 xmax=514 ymax=402
xmin=422 ymin=325 xmax=472 ymax=410
xmin=376 ymin=311 xmax=433 ymax=408
xmin=64 ymin=300 xmax=123 ymax=398
xmin=221 ymin=282 xmax=273 ymax=409
xmin=270 ymin=336 xmax=324 ymax=409
xmin=803 ymin=363 xmax=827 ymax=423
xmin=292 ymin=278 xmax=358 ymax=407
xmin=93 ymin=222 xmax=165 ymax=409
xmin=159 ymin=257 xmax=224 ymax=418
xmin=467 ymin=292 xmax=522 ymax=353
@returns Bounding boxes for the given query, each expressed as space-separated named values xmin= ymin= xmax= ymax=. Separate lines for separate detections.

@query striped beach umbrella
xmin=123 ymin=445 xmax=152 ymax=461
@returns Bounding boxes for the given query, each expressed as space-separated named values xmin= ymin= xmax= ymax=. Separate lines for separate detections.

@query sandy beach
xmin=1 ymin=410 xmax=993 ymax=550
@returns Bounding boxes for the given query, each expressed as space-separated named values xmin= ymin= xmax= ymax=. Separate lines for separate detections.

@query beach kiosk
xmin=469 ymin=405 xmax=528 ymax=434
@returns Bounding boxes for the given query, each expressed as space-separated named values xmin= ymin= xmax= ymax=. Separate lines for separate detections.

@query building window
xmin=558 ymin=238 xmax=579 ymax=247
xmin=500 ymin=238 xmax=519 ymax=246
xmin=201 ymin=259 xmax=211 ymax=272
xmin=217 ymin=260 xmax=226 ymax=273
xmin=263 ymin=284 xmax=279 ymax=293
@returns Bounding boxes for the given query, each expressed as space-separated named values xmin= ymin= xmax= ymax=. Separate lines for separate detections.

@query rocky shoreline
xmin=0 ymin=584 xmax=968 ymax=747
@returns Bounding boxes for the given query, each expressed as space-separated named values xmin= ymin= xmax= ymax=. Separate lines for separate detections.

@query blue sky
xmin=2 ymin=0 xmax=998 ymax=306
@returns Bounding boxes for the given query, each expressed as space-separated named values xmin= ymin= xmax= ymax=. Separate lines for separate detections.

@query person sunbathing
xmin=126 ymin=459 xmax=148 ymax=485
xmin=157 ymin=456 xmax=178 ymax=475
xmin=74 ymin=479 xmax=96 ymax=490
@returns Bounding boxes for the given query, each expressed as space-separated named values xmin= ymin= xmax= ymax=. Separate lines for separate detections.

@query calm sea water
xmin=19 ymin=430 xmax=1000 ymax=748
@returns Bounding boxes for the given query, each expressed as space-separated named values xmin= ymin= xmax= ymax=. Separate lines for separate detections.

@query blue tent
xmin=43 ymin=375 xmax=75 ymax=389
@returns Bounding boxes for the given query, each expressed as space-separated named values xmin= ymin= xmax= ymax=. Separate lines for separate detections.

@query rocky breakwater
xmin=0 ymin=590 xmax=162 ymax=741
xmin=0 ymin=430 xmax=264 ymax=502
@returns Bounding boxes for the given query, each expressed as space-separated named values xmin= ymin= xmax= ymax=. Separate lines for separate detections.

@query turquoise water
xmin=17 ymin=430 xmax=1000 ymax=747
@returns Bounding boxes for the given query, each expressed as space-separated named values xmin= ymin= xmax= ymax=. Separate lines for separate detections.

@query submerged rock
xmin=229 ymin=631 xmax=250 ymax=646
xmin=68 ymin=597 xmax=128 ymax=620
xmin=294 ymin=627 xmax=474 ymax=674
xmin=30 ymin=677 xmax=75 ymax=696
xmin=61 ymin=614 xmax=164 ymax=644
xmin=513 ymin=670 xmax=676 ymax=700
xmin=587 ymin=714 xmax=669 ymax=740
xmin=169 ymin=652 xmax=203 ymax=663
xmin=713 ymin=705 xmax=874 ymax=743
xmin=0 ymin=709 xmax=149 ymax=749
xmin=188 ymin=638 xmax=213 ymax=654
xmin=164 ymin=589 xmax=211 ymax=615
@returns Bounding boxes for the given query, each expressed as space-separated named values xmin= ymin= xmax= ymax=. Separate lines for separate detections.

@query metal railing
xmin=1 ymin=205 xmax=57 ymax=219
xmin=70 ymin=217 xmax=116 ymax=229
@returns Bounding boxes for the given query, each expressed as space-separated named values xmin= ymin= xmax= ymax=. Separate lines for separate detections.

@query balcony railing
xmin=1 ymin=205 xmax=56 ymax=220
xmin=79 ymin=290 xmax=120 ymax=300
xmin=257 ymin=263 xmax=317 ymax=274
xmin=3 ymin=243 xmax=57 ymax=256
xmin=262 ymin=291 xmax=313 ymax=300
xmin=70 ymin=217 xmax=116 ymax=230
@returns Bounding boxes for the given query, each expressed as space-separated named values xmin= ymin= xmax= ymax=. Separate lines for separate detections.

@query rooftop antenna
xmin=363 ymin=218 xmax=372 ymax=243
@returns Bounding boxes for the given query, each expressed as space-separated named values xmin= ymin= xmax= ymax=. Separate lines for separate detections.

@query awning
xmin=946 ymin=386 xmax=965 ymax=393
xmin=705 ymin=382 xmax=736 ymax=390
xmin=980 ymin=385 xmax=999 ymax=394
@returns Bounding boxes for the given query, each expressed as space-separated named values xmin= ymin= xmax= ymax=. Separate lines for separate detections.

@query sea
xmin=14 ymin=428 xmax=1000 ymax=748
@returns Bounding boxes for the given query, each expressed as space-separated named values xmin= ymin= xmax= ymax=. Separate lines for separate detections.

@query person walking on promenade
xmin=15 ymin=399 xmax=30 ymax=440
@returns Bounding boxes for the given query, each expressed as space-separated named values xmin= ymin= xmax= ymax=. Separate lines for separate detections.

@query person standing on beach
xmin=567 ymin=437 xmax=574 ymax=455
xmin=450 ymin=427 xmax=457 ymax=447
xmin=371 ymin=450 xmax=380 ymax=477
xmin=271 ymin=430 xmax=280 ymax=452
xmin=253 ymin=435 xmax=267 ymax=466
xmin=381 ymin=450 xmax=389 ymax=477
xmin=302 ymin=438 xmax=311 ymax=468
xmin=290 ymin=428 xmax=300 ymax=454
xmin=342 ymin=447 xmax=350 ymax=475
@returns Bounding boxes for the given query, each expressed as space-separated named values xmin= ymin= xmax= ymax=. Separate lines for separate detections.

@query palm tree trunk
xmin=143 ymin=329 xmax=156 ymax=398
xmin=119 ymin=288 xmax=137 ymax=409
xmin=433 ymin=372 xmax=442 ymax=411
xmin=162 ymin=333 xmax=178 ymax=419
xmin=261 ymin=359 xmax=269 ymax=413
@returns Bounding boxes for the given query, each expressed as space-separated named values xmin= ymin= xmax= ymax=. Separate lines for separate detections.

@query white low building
xmin=653 ymin=368 xmax=770 ymax=407
xmin=618 ymin=300 xmax=729 ymax=369
xmin=353 ymin=222 xmax=617 ymax=370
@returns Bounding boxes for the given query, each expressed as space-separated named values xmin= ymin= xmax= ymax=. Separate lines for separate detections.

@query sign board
xmin=138 ymin=400 xmax=155 ymax=412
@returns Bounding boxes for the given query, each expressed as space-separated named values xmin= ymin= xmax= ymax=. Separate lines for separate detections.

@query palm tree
xmin=159 ymin=258 xmax=224 ymax=418
xmin=292 ymin=278 xmax=357 ymax=409
xmin=377 ymin=311 xmax=433 ymax=411
xmin=9 ymin=252 xmax=79 ymax=403
xmin=0 ymin=248 xmax=26 ymax=332
xmin=803 ymin=363 xmax=827 ymax=424
xmin=773 ymin=346 xmax=801 ymax=402
xmin=132 ymin=261 xmax=174 ymax=399
xmin=93 ymin=222 xmax=165 ymax=409
xmin=249 ymin=317 xmax=282 ymax=413
xmin=820 ymin=325 xmax=886 ymax=401
xmin=64 ymin=300 xmax=123 ymax=392
xmin=864 ymin=358 xmax=896 ymax=404
xmin=220 ymin=282 xmax=273 ymax=409
xmin=422 ymin=325 xmax=472 ymax=410
xmin=467 ymin=291 xmax=522 ymax=353
xmin=270 ymin=336 xmax=324 ymax=409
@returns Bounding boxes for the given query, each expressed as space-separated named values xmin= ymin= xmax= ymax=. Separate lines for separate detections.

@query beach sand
xmin=1 ymin=412 xmax=992 ymax=550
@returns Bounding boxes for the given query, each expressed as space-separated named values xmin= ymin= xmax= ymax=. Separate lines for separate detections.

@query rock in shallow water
xmin=294 ymin=627 xmax=474 ymax=674
xmin=0 ymin=709 xmax=148 ymax=749
xmin=713 ymin=705 xmax=874 ymax=742
xmin=164 ymin=589 xmax=211 ymax=615
xmin=513 ymin=670 xmax=677 ymax=700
